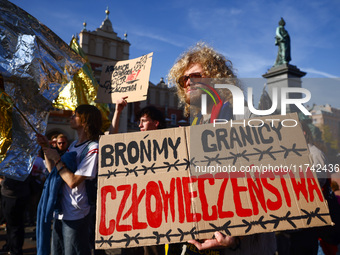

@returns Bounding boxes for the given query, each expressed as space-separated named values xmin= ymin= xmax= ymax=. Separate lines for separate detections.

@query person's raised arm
xmin=109 ymin=96 xmax=128 ymax=134
xmin=36 ymin=133 xmax=86 ymax=188
xmin=36 ymin=133 xmax=54 ymax=172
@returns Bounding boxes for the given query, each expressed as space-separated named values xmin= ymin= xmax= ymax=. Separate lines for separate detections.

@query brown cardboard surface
xmin=96 ymin=53 xmax=153 ymax=103
xmin=95 ymin=113 xmax=332 ymax=249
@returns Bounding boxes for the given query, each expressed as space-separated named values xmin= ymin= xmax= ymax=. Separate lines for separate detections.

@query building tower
xmin=79 ymin=7 xmax=131 ymax=132
xmin=79 ymin=7 xmax=130 ymax=80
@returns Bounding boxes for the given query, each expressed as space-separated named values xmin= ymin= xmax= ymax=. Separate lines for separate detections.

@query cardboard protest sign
xmin=95 ymin=113 xmax=332 ymax=249
xmin=97 ymin=53 xmax=153 ymax=103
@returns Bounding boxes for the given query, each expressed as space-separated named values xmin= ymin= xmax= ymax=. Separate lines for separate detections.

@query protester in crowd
xmin=275 ymin=121 xmax=327 ymax=255
xmin=137 ymin=105 xmax=166 ymax=131
xmin=167 ymin=42 xmax=276 ymax=255
xmin=49 ymin=134 xmax=58 ymax=149
xmin=276 ymin=121 xmax=340 ymax=255
xmin=109 ymin=99 xmax=166 ymax=255
xmin=27 ymin=149 xmax=47 ymax=228
xmin=330 ymin=181 xmax=340 ymax=255
xmin=109 ymin=97 xmax=166 ymax=134
xmin=1 ymin=174 xmax=30 ymax=254
xmin=331 ymin=180 xmax=340 ymax=204
xmin=56 ymin=134 xmax=69 ymax=156
xmin=0 ymin=176 xmax=5 ymax=228
xmin=37 ymin=104 xmax=102 ymax=255
xmin=299 ymin=121 xmax=340 ymax=255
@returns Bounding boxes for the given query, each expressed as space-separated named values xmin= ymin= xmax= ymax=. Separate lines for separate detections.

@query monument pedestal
xmin=262 ymin=63 xmax=306 ymax=114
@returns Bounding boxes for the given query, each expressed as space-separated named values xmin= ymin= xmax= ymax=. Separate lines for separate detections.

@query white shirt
xmin=58 ymin=140 xmax=98 ymax=220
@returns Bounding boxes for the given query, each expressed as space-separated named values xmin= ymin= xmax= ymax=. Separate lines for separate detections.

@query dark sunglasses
xmin=58 ymin=142 xmax=66 ymax=145
xmin=177 ymin=72 xmax=203 ymax=88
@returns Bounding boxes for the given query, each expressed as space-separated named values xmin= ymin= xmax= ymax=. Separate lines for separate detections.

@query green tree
xmin=321 ymin=125 xmax=339 ymax=151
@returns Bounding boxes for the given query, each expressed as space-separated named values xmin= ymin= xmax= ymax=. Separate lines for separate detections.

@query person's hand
xmin=188 ymin=232 xmax=240 ymax=250
xmin=41 ymin=147 xmax=60 ymax=163
xmin=36 ymin=133 xmax=50 ymax=148
xmin=115 ymin=96 xmax=128 ymax=113
xmin=36 ymin=133 xmax=60 ymax=163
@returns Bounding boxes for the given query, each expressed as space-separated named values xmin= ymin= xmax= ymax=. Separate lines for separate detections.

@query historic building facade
xmin=78 ymin=8 xmax=130 ymax=80
xmin=46 ymin=8 xmax=185 ymax=141
xmin=310 ymin=104 xmax=340 ymax=150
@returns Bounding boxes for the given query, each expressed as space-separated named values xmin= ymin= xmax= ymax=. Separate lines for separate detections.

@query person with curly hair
xmin=168 ymin=42 xmax=245 ymax=122
xmin=167 ymin=42 xmax=276 ymax=255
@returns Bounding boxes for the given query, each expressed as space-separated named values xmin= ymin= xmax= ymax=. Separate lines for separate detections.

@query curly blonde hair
xmin=168 ymin=42 xmax=239 ymax=116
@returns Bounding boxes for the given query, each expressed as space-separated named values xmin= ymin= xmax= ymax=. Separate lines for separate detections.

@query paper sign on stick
xmin=97 ymin=53 xmax=153 ymax=103
xmin=95 ymin=113 xmax=332 ymax=249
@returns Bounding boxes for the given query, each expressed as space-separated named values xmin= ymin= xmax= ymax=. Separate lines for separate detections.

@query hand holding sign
xmin=115 ymin=96 xmax=128 ymax=113
xmin=188 ymin=232 xmax=239 ymax=250
xmin=97 ymin=53 xmax=153 ymax=103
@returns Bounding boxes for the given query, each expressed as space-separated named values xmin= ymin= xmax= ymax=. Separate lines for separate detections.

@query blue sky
xmin=9 ymin=0 xmax=340 ymax=108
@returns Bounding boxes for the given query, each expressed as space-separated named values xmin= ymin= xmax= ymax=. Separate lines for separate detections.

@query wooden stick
xmin=12 ymin=103 xmax=39 ymax=134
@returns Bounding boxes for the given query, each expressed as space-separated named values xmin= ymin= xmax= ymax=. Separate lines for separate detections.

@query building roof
xmin=99 ymin=7 xmax=114 ymax=33
xmin=311 ymin=104 xmax=340 ymax=116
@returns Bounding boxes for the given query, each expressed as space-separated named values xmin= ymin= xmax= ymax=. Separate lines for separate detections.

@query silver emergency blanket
xmin=0 ymin=0 xmax=84 ymax=180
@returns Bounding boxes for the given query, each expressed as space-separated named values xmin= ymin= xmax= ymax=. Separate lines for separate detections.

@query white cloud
xmin=230 ymin=8 xmax=242 ymax=15
xmin=302 ymin=68 xmax=338 ymax=78
xmin=132 ymin=31 xmax=185 ymax=48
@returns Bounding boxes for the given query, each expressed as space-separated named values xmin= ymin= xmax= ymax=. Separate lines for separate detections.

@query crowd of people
xmin=0 ymin=133 xmax=68 ymax=254
xmin=1 ymin=42 xmax=340 ymax=255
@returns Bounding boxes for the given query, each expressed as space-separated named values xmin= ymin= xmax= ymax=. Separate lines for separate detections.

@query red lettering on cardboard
xmin=116 ymin=185 xmax=132 ymax=231
xmin=231 ymin=178 xmax=252 ymax=217
xmin=274 ymin=171 xmax=292 ymax=207
xmin=146 ymin=181 xmax=163 ymax=228
xmin=217 ymin=177 xmax=234 ymax=218
xmin=99 ymin=185 xmax=116 ymax=235
xmin=289 ymin=171 xmax=309 ymax=202
xmin=260 ymin=173 xmax=282 ymax=211
xmin=305 ymin=167 xmax=324 ymax=202
xmin=99 ymin=171 xmax=325 ymax=235
xmin=131 ymin=184 xmax=147 ymax=230
xmin=246 ymin=172 xmax=267 ymax=215
xmin=182 ymin=177 xmax=201 ymax=222
xmin=158 ymin=179 xmax=176 ymax=223
xmin=198 ymin=178 xmax=218 ymax=221
xmin=176 ymin=177 xmax=185 ymax=223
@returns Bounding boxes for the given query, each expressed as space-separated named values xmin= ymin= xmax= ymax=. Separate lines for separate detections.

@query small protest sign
xmin=95 ymin=113 xmax=332 ymax=249
xmin=97 ymin=53 xmax=153 ymax=103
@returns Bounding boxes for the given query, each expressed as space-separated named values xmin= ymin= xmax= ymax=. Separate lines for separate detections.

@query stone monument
xmin=274 ymin=17 xmax=291 ymax=66
xmin=263 ymin=18 xmax=306 ymax=114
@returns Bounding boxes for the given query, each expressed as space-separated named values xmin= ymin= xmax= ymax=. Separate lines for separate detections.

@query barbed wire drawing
xmin=98 ymin=143 xmax=306 ymax=178
xmin=96 ymin=207 xmax=329 ymax=247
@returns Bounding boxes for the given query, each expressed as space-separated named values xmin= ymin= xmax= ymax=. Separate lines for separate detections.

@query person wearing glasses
xmin=167 ymin=42 xmax=276 ymax=255
xmin=56 ymin=134 xmax=69 ymax=156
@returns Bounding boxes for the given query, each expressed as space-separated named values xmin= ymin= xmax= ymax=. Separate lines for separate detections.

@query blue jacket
xmin=36 ymin=152 xmax=77 ymax=255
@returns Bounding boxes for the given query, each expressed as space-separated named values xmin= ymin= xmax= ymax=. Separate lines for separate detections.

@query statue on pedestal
xmin=274 ymin=17 xmax=291 ymax=66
